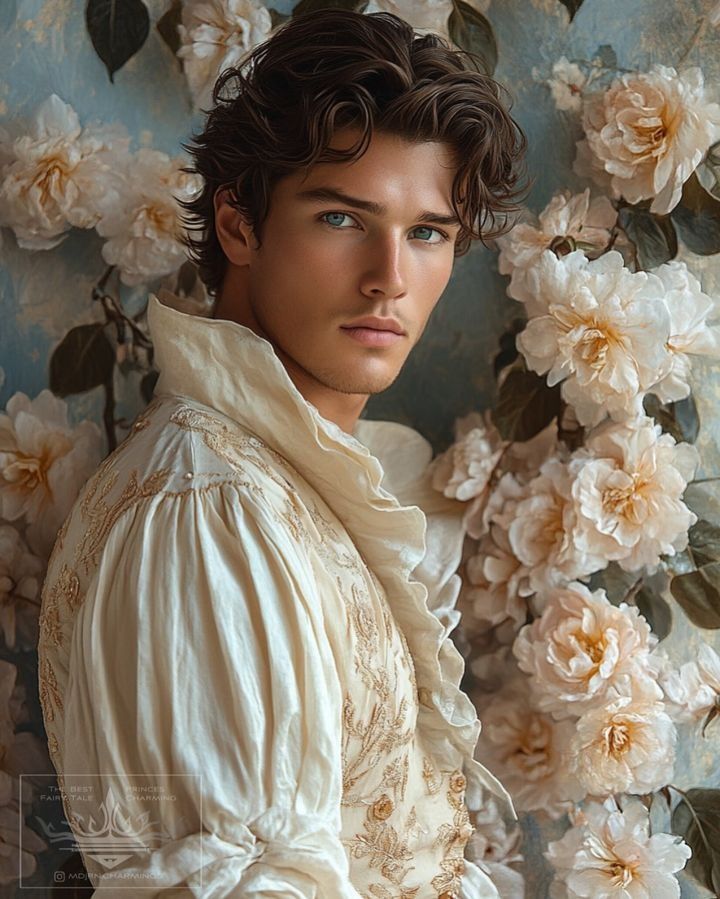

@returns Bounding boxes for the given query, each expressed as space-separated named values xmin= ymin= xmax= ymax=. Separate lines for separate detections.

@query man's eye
xmin=412 ymin=226 xmax=448 ymax=244
xmin=319 ymin=212 xmax=449 ymax=244
xmin=320 ymin=212 xmax=355 ymax=228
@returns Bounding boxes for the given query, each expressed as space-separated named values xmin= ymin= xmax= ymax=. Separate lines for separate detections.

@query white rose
xmin=463 ymin=523 xmax=531 ymax=634
xmin=570 ymin=690 xmax=676 ymax=794
xmin=513 ymin=582 xmax=658 ymax=719
xmin=177 ymin=0 xmax=273 ymax=112
xmin=0 ymin=390 xmax=104 ymax=558
xmin=661 ymin=642 xmax=720 ymax=723
xmin=0 ymin=94 xmax=130 ymax=250
xmin=96 ymin=149 xmax=203 ymax=287
xmin=517 ymin=250 xmax=673 ymax=426
xmin=507 ymin=457 xmax=604 ymax=593
xmin=477 ymin=679 xmax=585 ymax=817
xmin=648 ymin=260 xmax=720 ymax=403
xmin=547 ymin=57 xmax=587 ymax=113
xmin=429 ymin=411 xmax=506 ymax=537
xmin=546 ymin=797 xmax=690 ymax=899
xmin=496 ymin=188 xmax=616 ymax=312
xmin=575 ymin=64 xmax=720 ymax=214
xmin=570 ymin=416 xmax=698 ymax=572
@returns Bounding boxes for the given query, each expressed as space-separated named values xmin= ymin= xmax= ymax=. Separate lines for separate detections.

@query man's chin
xmin=323 ymin=370 xmax=402 ymax=396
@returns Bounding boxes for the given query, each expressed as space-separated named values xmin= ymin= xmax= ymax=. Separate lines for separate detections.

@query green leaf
xmin=49 ymin=324 xmax=116 ymax=397
xmin=86 ymin=0 xmax=150 ymax=84
xmin=448 ymin=1 xmax=497 ymax=76
xmin=491 ymin=363 xmax=562 ymax=442
xmin=670 ymin=562 xmax=720 ymax=629
xmin=635 ymin=587 xmax=672 ymax=640
xmin=595 ymin=43 xmax=617 ymax=68
xmin=671 ymin=171 xmax=720 ymax=256
xmin=617 ymin=203 xmax=678 ymax=270
xmin=558 ymin=0 xmax=584 ymax=22
xmin=156 ymin=0 xmax=182 ymax=61
xmin=701 ymin=704 xmax=720 ymax=737
xmin=671 ymin=788 xmax=720 ymax=895
xmin=588 ymin=562 xmax=639 ymax=605
xmin=493 ymin=317 xmax=526 ymax=379
xmin=687 ymin=520 xmax=720 ymax=570
xmin=293 ymin=0 xmax=366 ymax=16
xmin=643 ymin=394 xmax=700 ymax=444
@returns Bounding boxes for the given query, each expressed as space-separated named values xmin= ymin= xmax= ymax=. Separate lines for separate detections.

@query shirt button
xmin=371 ymin=794 xmax=394 ymax=821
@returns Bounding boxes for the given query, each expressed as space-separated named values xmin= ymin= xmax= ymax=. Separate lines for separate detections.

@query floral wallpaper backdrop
xmin=0 ymin=0 xmax=719 ymax=896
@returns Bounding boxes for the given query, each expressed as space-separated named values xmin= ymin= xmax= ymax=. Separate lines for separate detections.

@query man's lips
xmin=340 ymin=326 xmax=405 ymax=347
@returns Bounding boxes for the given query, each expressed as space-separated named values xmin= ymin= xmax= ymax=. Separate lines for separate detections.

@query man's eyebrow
xmin=295 ymin=186 xmax=461 ymax=227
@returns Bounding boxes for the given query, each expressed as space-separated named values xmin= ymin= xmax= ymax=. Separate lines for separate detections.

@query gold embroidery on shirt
xmin=77 ymin=468 xmax=172 ymax=575
xmin=430 ymin=772 xmax=474 ymax=897
xmin=421 ymin=757 xmax=443 ymax=796
xmin=38 ymin=657 xmax=62 ymax=723
xmin=344 ymin=801 xmax=417 ymax=887
xmin=367 ymin=886 xmax=420 ymax=899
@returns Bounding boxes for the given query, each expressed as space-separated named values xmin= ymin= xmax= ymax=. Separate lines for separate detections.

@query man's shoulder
xmin=43 ymin=395 xmax=303 ymax=580
xmin=89 ymin=393 xmax=299 ymax=502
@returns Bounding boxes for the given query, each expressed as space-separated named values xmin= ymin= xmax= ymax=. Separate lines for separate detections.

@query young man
xmin=38 ymin=8 xmax=528 ymax=897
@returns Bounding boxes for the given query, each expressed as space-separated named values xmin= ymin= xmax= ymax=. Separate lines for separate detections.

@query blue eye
xmin=319 ymin=211 xmax=449 ymax=244
xmin=321 ymin=212 xmax=354 ymax=228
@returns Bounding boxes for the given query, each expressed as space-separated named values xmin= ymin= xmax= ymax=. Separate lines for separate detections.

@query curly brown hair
xmin=177 ymin=7 xmax=531 ymax=298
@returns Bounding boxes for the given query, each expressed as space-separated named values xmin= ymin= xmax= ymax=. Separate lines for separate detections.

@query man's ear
xmin=213 ymin=187 xmax=257 ymax=266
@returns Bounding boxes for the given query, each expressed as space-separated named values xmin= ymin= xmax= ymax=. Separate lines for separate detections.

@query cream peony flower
xmin=429 ymin=411 xmax=506 ymax=537
xmin=661 ymin=642 xmax=720 ymax=724
xmin=570 ymin=417 xmax=698 ymax=572
xmin=507 ymin=457 xmax=605 ymax=593
xmin=496 ymin=189 xmax=616 ymax=313
xmin=517 ymin=249 xmax=672 ymax=426
xmin=0 ymin=524 xmax=44 ymax=652
xmin=177 ymin=0 xmax=273 ymax=112
xmin=463 ymin=522 xmax=531 ymax=633
xmin=0 ymin=390 xmax=104 ymax=558
xmin=96 ymin=149 xmax=202 ymax=287
xmin=648 ymin=260 xmax=720 ymax=403
xmin=546 ymin=796 xmax=690 ymax=899
xmin=569 ymin=688 xmax=676 ymax=794
xmin=575 ymin=64 xmax=720 ymax=214
xmin=0 ymin=94 xmax=130 ymax=250
xmin=547 ymin=57 xmax=587 ymax=113
xmin=513 ymin=582 xmax=658 ymax=719
xmin=477 ymin=680 xmax=585 ymax=817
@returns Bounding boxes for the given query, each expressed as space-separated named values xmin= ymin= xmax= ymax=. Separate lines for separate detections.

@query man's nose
xmin=359 ymin=233 xmax=408 ymax=299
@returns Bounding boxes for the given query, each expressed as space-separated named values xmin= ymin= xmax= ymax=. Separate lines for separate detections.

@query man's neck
xmin=212 ymin=288 xmax=369 ymax=435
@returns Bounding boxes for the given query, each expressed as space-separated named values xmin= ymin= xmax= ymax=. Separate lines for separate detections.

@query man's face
xmin=224 ymin=127 xmax=461 ymax=398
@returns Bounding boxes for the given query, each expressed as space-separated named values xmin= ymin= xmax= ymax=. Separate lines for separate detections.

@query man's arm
xmin=58 ymin=480 xmax=361 ymax=898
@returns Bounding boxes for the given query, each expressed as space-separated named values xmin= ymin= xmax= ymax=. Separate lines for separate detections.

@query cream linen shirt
xmin=38 ymin=288 xmax=512 ymax=898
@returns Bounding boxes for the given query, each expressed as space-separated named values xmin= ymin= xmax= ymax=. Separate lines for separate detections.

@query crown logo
xmin=36 ymin=785 xmax=173 ymax=870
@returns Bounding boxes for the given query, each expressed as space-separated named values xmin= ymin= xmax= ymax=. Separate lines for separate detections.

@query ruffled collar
xmin=146 ymin=288 xmax=513 ymax=816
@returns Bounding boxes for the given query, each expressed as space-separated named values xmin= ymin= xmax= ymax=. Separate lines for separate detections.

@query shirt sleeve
xmin=58 ymin=480 xmax=362 ymax=898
